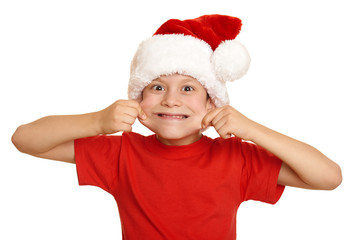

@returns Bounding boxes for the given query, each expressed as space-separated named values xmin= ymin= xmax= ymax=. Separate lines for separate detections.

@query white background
xmin=1 ymin=0 xmax=356 ymax=239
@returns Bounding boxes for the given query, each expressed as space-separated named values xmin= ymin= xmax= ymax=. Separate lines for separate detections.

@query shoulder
xmin=209 ymin=136 xmax=269 ymax=159
xmin=76 ymin=132 xmax=146 ymax=144
xmin=75 ymin=134 xmax=122 ymax=145
xmin=210 ymin=136 xmax=267 ymax=152
xmin=122 ymin=131 xmax=146 ymax=140
xmin=75 ymin=132 xmax=148 ymax=158
xmin=209 ymin=136 xmax=243 ymax=148
xmin=118 ymin=132 xmax=156 ymax=152
xmin=74 ymin=135 xmax=123 ymax=157
xmin=121 ymin=132 xmax=151 ymax=145
xmin=205 ymin=136 xmax=245 ymax=157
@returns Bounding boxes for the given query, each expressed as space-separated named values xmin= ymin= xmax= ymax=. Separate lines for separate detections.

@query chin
xmin=140 ymin=117 xmax=203 ymax=145
xmin=155 ymin=127 xmax=202 ymax=145
xmin=157 ymin=127 xmax=198 ymax=138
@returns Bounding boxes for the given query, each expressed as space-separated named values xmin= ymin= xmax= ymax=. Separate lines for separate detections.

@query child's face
xmin=139 ymin=74 xmax=215 ymax=145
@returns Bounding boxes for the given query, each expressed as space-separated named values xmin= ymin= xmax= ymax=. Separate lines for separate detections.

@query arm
xmin=12 ymin=100 xmax=145 ymax=163
xmin=202 ymin=106 xmax=342 ymax=190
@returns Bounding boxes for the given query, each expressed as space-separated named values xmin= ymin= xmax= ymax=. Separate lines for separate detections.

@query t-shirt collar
xmin=144 ymin=134 xmax=211 ymax=159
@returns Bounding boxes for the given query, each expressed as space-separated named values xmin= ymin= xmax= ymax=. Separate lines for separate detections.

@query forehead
xmin=152 ymin=74 xmax=203 ymax=86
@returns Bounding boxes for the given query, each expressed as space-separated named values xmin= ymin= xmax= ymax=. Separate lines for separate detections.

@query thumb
xmin=201 ymin=108 xmax=221 ymax=129
xmin=137 ymin=105 xmax=146 ymax=121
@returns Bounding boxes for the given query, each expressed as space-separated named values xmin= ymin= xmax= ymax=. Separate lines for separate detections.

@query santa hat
xmin=128 ymin=14 xmax=250 ymax=107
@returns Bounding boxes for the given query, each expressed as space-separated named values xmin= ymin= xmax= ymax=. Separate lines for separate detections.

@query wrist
xmin=88 ymin=111 xmax=104 ymax=136
xmin=242 ymin=120 xmax=264 ymax=142
xmin=76 ymin=111 xmax=103 ymax=137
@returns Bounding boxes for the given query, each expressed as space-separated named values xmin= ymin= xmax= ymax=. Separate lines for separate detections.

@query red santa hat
xmin=128 ymin=14 xmax=250 ymax=107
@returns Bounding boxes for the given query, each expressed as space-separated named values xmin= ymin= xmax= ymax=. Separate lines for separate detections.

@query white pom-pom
xmin=212 ymin=39 xmax=251 ymax=82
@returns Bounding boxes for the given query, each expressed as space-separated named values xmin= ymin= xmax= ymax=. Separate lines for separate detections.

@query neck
xmin=156 ymin=132 xmax=203 ymax=146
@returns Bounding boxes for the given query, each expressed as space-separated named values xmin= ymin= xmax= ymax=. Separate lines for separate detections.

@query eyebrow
xmin=153 ymin=77 xmax=199 ymax=85
xmin=151 ymin=78 xmax=164 ymax=83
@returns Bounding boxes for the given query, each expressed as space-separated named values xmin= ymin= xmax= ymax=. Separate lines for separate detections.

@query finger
xmin=121 ymin=100 xmax=146 ymax=120
xmin=201 ymin=108 xmax=224 ymax=129
xmin=212 ymin=116 xmax=228 ymax=133
xmin=210 ymin=109 xmax=231 ymax=128
xmin=211 ymin=115 xmax=232 ymax=139
xmin=121 ymin=106 xmax=141 ymax=119
xmin=216 ymin=124 xmax=233 ymax=139
xmin=120 ymin=114 xmax=137 ymax=125
xmin=129 ymin=101 xmax=146 ymax=120
xmin=137 ymin=105 xmax=146 ymax=120
xmin=121 ymin=99 xmax=140 ymax=108
xmin=120 ymin=124 xmax=133 ymax=133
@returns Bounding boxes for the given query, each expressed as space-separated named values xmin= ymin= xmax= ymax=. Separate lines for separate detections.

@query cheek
xmin=186 ymin=100 xmax=210 ymax=119
xmin=139 ymin=100 xmax=150 ymax=113
xmin=139 ymin=95 xmax=159 ymax=131
xmin=139 ymin=95 xmax=156 ymax=113
xmin=186 ymin=95 xmax=210 ymax=111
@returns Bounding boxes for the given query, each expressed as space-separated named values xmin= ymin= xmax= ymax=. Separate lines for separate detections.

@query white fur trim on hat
xmin=129 ymin=34 xmax=229 ymax=107
xmin=128 ymin=34 xmax=250 ymax=107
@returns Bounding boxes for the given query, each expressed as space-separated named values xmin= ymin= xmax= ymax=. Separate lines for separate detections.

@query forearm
xmin=249 ymin=122 xmax=342 ymax=189
xmin=12 ymin=112 xmax=100 ymax=155
xmin=202 ymin=105 xmax=342 ymax=190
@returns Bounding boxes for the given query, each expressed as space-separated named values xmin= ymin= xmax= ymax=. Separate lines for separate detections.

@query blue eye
xmin=182 ymin=86 xmax=194 ymax=92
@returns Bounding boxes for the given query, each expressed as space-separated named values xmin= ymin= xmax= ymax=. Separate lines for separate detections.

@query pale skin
xmin=12 ymin=74 xmax=342 ymax=190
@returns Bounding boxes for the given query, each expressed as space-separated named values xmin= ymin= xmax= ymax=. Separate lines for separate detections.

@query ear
xmin=136 ymin=92 xmax=144 ymax=103
xmin=206 ymin=97 xmax=216 ymax=112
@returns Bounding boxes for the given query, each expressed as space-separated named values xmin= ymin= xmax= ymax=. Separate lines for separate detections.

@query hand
xmin=96 ymin=100 xmax=146 ymax=135
xmin=201 ymin=105 xmax=256 ymax=140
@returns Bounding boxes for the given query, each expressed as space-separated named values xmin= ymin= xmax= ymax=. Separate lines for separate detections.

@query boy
xmin=12 ymin=15 xmax=342 ymax=239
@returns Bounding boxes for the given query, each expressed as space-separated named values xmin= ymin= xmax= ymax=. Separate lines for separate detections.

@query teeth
xmin=158 ymin=114 xmax=187 ymax=119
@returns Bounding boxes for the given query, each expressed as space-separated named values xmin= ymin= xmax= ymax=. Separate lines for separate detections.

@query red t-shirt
xmin=75 ymin=132 xmax=284 ymax=240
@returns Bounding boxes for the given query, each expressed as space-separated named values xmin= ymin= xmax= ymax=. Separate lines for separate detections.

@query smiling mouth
xmin=156 ymin=113 xmax=189 ymax=119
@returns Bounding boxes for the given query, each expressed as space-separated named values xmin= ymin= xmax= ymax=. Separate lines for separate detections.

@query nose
xmin=161 ymin=89 xmax=182 ymax=107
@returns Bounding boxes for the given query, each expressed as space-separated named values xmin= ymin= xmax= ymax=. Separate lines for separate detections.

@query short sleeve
xmin=74 ymin=135 xmax=122 ymax=194
xmin=240 ymin=141 xmax=285 ymax=204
